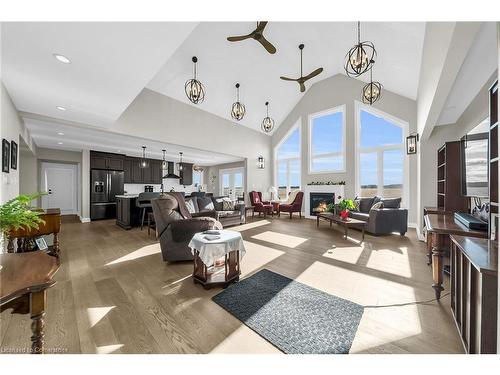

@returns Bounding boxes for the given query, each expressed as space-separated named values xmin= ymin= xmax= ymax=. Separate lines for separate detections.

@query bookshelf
xmin=489 ymin=80 xmax=498 ymax=239
xmin=436 ymin=141 xmax=469 ymax=212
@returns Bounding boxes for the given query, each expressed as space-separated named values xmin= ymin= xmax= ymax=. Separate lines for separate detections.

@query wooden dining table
xmin=0 ymin=251 xmax=60 ymax=354
xmin=424 ymin=213 xmax=488 ymax=299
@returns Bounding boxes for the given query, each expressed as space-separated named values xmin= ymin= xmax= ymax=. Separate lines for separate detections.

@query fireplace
xmin=309 ymin=193 xmax=335 ymax=216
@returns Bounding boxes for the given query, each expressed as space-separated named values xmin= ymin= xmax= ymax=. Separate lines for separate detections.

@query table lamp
xmin=268 ymin=186 xmax=278 ymax=201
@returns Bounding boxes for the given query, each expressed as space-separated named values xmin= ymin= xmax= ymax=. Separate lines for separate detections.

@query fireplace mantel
xmin=304 ymin=185 xmax=345 ymax=219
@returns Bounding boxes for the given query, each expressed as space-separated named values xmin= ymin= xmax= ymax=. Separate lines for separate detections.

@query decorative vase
xmin=340 ymin=209 xmax=349 ymax=220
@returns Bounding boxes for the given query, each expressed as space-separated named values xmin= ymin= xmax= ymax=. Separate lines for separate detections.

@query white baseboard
xmin=79 ymin=216 xmax=91 ymax=223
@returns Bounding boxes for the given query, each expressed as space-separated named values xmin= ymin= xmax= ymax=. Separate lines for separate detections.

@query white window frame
xmin=274 ymin=120 xmax=301 ymax=197
xmin=192 ymin=169 xmax=203 ymax=186
xmin=308 ymin=105 xmax=347 ymax=174
xmin=219 ymin=167 xmax=245 ymax=199
xmin=354 ymin=101 xmax=410 ymax=206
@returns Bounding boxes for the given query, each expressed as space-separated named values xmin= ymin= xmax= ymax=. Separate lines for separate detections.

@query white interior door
xmin=40 ymin=162 xmax=78 ymax=215
xmin=220 ymin=168 xmax=244 ymax=200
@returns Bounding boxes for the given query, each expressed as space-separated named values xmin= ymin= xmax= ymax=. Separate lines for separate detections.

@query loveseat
xmin=349 ymin=196 xmax=408 ymax=235
xmin=185 ymin=195 xmax=246 ymax=227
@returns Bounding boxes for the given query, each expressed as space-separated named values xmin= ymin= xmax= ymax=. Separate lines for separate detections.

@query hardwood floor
xmin=0 ymin=216 xmax=464 ymax=354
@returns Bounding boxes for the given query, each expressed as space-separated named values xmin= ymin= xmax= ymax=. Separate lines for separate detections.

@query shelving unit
xmin=436 ymin=141 xmax=468 ymax=212
xmin=489 ymin=80 xmax=498 ymax=239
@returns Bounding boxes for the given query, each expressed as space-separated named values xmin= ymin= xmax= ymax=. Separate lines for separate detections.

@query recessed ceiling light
xmin=53 ymin=53 xmax=71 ymax=64
xmin=58 ymin=142 xmax=64 ymax=145
xmin=57 ymin=132 xmax=64 ymax=136
xmin=56 ymin=106 xmax=66 ymax=111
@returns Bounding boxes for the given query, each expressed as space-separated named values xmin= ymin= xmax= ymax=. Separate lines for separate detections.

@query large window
xmin=275 ymin=124 xmax=301 ymax=199
xmin=309 ymin=106 xmax=345 ymax=173
xmin=220 ymin=168 xmax=244 ymax=199
xmin=192 ymin=170 xmax=203 ymax=187
xmin=357 ymin=104 xmax=407 ymax=200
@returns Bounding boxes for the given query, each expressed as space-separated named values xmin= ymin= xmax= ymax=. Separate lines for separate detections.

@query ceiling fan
xmin=280 ymin=44 xmax=323 ymax=93
xmin=227 ymin=22 xmax=277 ymax=54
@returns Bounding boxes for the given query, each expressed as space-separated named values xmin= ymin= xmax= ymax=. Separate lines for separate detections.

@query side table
xmin=188 ymin=230 xmax=246 ymax=289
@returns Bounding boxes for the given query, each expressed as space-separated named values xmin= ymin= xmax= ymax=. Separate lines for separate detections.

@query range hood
xmin=162 ymin=161 xmax=180 ymax=179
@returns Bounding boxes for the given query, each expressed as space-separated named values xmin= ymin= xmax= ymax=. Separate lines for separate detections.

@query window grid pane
xmin=310 ymin=110 xmax=344 ymax=172
xmin=276 ymin=126 xmax=301 ymax=197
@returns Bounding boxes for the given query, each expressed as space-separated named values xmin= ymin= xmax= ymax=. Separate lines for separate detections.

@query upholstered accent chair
xmin=249 ymin=191 xmax=273 ymax=218
xmin=151 ymin=193 xmax=222 ymax=262
xmin=278 ymin=191 xmax=304 ymax=219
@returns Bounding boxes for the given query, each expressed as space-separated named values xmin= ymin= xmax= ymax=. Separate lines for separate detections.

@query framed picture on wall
xmin=2 ymin=139 xmax=10 ymax=173
xmin=11 ymin=140 xmax=18 ymax=170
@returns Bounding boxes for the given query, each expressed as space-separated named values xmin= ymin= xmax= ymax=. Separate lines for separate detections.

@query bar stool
xmin=136 ymin=192 xmax=160 ymax=230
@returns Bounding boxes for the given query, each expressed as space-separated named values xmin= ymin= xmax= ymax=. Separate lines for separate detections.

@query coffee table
xmin=316 ymin=212 xmax=366 ymax=243
xmin=188 ymin=230 xmax=246 ymax=289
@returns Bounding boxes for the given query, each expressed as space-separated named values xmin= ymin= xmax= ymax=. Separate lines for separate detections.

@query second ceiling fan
xmin=280 ymin=44 xmax=323 ymax=93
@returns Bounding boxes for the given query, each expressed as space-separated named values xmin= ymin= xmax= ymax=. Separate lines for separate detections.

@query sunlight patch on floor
xmin=105 ymin=244 xmax=161 ymax=266
xmin=322 ymin=243 xmax=365 ymax=264
xmin=209 ymin=325 xmax=280 ymax=354
xmin=240 ymin=240 xmax=285 ymax=277
xmin=95 ymin=344 xmax=124 ymax=354
xmin=162 ymin=274 xmax=192 ymax=288
xmin=230 ymin=220 xmax=271 ymax=232
xmin=87 ymin=306 xmax=115 ymax=328
xmin=250 ymin=231 xmax=308 ymax=248
xmin=366 ymin=246 xmax=412 ymax=278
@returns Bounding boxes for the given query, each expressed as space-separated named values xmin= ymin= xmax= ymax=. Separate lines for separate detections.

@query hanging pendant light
xmin=261 ymin=101 xmax=275 ymax=133
xmin=161 ymin=149 xmax=167 ymax=169
xmin=140 ymin=146 xmax=149 ymax=168
xmin=231 ymin=83 xmax=246 ymax=121
xmin=362 ymin=66 xmax=382 ymax=105
xmin=344 ymin=22 xmax=376 ymax=77
xmin=178 ymin=152 xmax=184 ymax=172
xmin=185 ymin=56 xmax=205 ymax=104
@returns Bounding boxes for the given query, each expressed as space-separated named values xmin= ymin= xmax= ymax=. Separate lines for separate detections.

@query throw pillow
xmin=380 ymin=197 xmax=401 ymax=209
xmin=212 ymin=197 xmax=225 ymax=211
xmin=222 ymin=197 xmax=234 ymax=211
xmin=370 ymin=201 xmax=384 ymax=211
xmin=197 ymin=196 xmax=215 ymax=212
xmin=353 ymin=197 xmax=360 ymax=211
xmin=358 ymin=197 xmax=375 ymax=213
xmin=185 ymin=198 xmax=197 ymax=214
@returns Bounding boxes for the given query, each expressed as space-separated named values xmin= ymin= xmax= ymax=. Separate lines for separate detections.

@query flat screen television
xmin=461 ymin=132 xmax=489 ymax=198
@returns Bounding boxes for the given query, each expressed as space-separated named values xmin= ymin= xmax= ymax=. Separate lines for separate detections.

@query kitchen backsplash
xmin=124 ymin=181 xmax=207 ymax=195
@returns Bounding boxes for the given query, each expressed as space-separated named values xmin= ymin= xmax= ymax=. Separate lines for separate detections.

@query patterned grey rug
xmin=212 ymin=269 xmax=364 ymax=354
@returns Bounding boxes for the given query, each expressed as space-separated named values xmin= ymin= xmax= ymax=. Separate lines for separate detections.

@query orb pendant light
xmin=185 ymin=56 xmax=205 ymax=104
xmin=231 ymin=83 xmax=246 ymax=121
xmin=261 ymin=101 xmax=275 ymax=133
xmin=362 ymin=68 xmax=382 ymax=105
xmin=344 ymin=22 xmax=376 ymax=77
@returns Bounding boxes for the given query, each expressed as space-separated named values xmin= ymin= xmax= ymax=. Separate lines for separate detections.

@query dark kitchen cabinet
xmin=90 ymin=151 xmax=124 ymax=170
xmin=150 ymin=160 xmax=163 ymax=184
xmin=123 ymin=158 xmax=132 ymax=183
xmin=179 ymin=163 xmax=193 ymax=185
xmin=131 ymin=158 xmax=143 ymax=183
xmin=142 ymin=162 xmax=152 ymax=183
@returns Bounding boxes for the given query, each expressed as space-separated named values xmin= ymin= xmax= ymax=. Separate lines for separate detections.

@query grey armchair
xmin=151 ymin=193 xmax=222 ymax=262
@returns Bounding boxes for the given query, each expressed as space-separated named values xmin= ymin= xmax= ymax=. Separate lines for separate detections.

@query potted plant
xmin=337 ymin=198 xmax=356 ymax=221
xmin=0 ymin=193 xmax=46 ymax=254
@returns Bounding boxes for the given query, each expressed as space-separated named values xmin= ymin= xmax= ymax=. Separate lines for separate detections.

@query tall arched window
xmin=275 ymin=123 xmax=301 ymax=199
xmin=356 ymin=103 xmax=408 ymax=202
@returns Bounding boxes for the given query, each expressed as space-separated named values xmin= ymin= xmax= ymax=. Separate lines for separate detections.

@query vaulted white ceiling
xmin=147 ymin=22 xmax=426 ymax=133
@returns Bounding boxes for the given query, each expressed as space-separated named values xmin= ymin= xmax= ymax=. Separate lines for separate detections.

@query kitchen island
xmin=116 ymin=195 xmax=141 ymax=229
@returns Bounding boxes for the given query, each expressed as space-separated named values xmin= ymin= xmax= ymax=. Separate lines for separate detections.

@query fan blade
xmin=280 ymin=76 xmax=299 ymax=81
xmin=258 ymin=36 xmax=277 ymax=54
xmin=303 ymin=67 xmax=323 ymax=81
xmin=255 ymin=21 xmax=268 ymax=33
xmin=227 ymin=34 xmax=253 ymax=42
xmin=299 ymin=82 xmax=306 ymax=93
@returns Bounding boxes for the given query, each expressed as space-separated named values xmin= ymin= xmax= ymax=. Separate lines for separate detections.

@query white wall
xmin=271 ymin=74 xmax=418 ymax=224
xmin=111 ymin=89 xmax=272 ymax=203
xmin=1 ymin=82 xmax=35 ymax=203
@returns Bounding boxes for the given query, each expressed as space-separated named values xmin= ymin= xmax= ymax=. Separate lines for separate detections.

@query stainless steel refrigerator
xmin=90 ymin=169 xmax=124 ymax=220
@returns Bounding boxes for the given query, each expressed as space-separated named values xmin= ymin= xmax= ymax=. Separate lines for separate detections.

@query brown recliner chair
xmin=151 ymin=193 xmax=222 ymax=262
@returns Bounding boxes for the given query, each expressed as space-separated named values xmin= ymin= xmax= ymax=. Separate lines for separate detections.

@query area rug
xmin=212 ymin=269 xmax=364 ymax=354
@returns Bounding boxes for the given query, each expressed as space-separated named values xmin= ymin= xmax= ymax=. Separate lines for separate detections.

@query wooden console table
xmin=0 ymin=251 xmax=60 ymax=354
xmin=449 ymin=235 xmax=497 ymax=353
xmin=7 ymin=208 xmax=61 ymax=255
xmin=424 ymin=214 xmax=488 ymax=299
